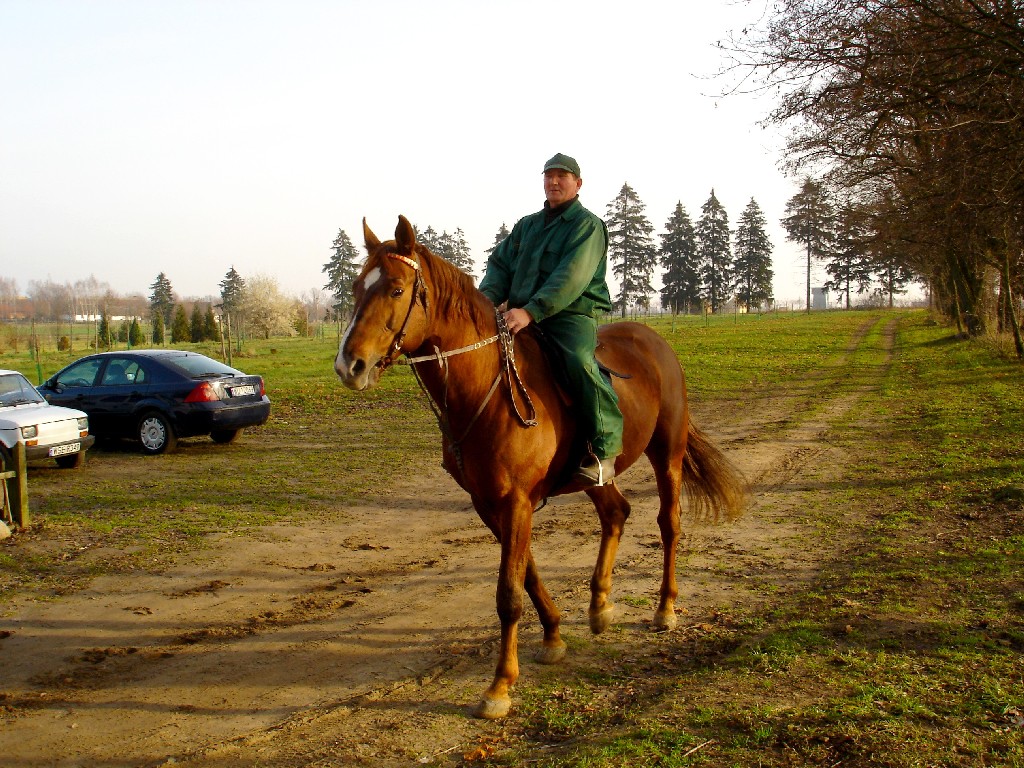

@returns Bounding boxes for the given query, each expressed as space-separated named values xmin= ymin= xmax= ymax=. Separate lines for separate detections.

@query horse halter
xmin=377 ymin=251 xmax=428 ymax=370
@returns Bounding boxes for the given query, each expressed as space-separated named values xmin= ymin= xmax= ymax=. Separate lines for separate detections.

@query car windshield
xmin=0 ymin=372 xmax=46 ymax=407
xmin=160 ymin=353 xmax=241 ymax=379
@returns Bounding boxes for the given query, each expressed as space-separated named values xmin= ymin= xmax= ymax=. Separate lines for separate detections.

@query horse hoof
xmin=653 ymin=609 xmax=678 ymax=631
xmin=589 ymin=604 xmax=615 ymax=634
xmin=535 ymin=641 xmax=567 ymax=665
xmin=474 ymin=695 xmax=511 ymax=720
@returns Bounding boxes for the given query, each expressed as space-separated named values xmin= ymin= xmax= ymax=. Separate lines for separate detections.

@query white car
xmin=0 ymin=368 xmax=95 ymax=469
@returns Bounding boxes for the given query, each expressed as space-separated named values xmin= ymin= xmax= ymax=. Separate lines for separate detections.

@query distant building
xmin=811 ymin=287 xmax=829 ymax=310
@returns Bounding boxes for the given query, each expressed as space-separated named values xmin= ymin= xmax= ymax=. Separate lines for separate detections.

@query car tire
xmin=55 ymin=451 xmax=85 ymax=469
xmin=210 ymin=429 xmax=240 ymax=444
xmin=138 ymin=412 xmax=177 ymax=455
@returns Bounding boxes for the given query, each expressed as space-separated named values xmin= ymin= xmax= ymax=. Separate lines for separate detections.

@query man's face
xmin=543 ymin=168 xmax=582 ymax=207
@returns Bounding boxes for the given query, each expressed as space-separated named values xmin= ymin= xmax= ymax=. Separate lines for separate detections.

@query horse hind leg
xmin=585 ymin=483 xmax=631 ymax=634
xmin=525 ymin=552 xmax=567 ymax=664
xmin=649 ymin=448 xmax=684 ymax=631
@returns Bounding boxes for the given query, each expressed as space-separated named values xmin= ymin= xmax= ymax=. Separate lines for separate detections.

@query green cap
xmin=543 ymin=152 xmax=581 ymax=177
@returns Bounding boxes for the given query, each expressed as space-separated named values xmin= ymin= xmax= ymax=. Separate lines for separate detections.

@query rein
xmin=378 ymin=250 xmax=537 ymax=472
xmin=403 ymin=309 xmax=539 ymax=473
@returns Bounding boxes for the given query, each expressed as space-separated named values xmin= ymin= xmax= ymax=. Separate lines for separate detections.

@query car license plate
xmin=229 ymin=385 xmax=256 ymax=397
xmin=49 ymin=442 xmax=80 ymax=457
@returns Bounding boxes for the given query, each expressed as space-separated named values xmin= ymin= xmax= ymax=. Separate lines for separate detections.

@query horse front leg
xmin=586 ymin=484 xmax=631 ymax=634
xmin=475 ymin=504 xmax=532 ymax=720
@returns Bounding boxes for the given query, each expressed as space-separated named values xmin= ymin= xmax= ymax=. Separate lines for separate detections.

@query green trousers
xmin=537 ymin=313 xmax=623 ymax=460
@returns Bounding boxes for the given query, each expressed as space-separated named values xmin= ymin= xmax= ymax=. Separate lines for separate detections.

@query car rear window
xmin=160 ymin=354 xmax=242 ymax=378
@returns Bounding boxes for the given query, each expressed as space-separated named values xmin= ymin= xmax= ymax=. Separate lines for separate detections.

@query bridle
xmin=371 ymin=249 xmax=538 ymax=472
xmin=375 ymin=251 xmax=428 ymax=372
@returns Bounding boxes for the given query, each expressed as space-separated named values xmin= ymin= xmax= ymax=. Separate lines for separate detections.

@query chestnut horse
xmin=335 ymin=216 xmax=745 ymax=719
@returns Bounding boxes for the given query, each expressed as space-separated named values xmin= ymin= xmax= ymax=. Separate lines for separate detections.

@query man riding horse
xmin=479 ymin=153 xmax=622 ymax=486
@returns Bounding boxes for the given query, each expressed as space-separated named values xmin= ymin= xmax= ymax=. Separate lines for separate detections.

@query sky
xmin=1 ymin=0 xmax=832 ymax=308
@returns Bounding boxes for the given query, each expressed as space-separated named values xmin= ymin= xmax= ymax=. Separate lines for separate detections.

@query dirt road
xmin=0 ymin=320 xmax=892 ymax=767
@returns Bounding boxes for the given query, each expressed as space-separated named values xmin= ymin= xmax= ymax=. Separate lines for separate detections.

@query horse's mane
xmin=412 ymin=243 xmax=494 ymax=337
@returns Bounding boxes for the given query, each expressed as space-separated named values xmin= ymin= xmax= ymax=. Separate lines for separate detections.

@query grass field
xmin=2 ymin=309 xmax=1022 ymax=766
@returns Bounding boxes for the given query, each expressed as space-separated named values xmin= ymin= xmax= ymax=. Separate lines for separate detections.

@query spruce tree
xmin=872 ymin=243 xmax=915 ymax=308
xmin=782 ymin=178 xmax=835 ymax=313
xmin=826 ymin=205 xmax=874 ymax=309
xmin=203 ymin=304 xmax=219 ymax=341
xmin=659 ymin=202 xmax=701 ymax=315
xmin=695 ymin=190 xmax=734 ymax=314
xmin=220 ymin=267 xmax=247 ymax=341
xmin=733 ymin=198 xmax=775 ymax=312
xmin=415 ymin=225 xmax=441 ymax=254
xmin=170 ymin=305 xmax=190 ymax=343
xmin=152 ymin=314 xmax=165 ymax=345
xmin=605 ymin=182 xmax=657 ymax=318
xmin=446 ymin=228 xmax=475 ymax=277
xmin=323 ymin=231 xmax=360 ymax=323
xmin=487 ymin=223 xmax=510 ymax=255
xmin=189 ymin=303 xmax=203 ymax=343
xmin=97 ymin=308 xmax=112 ymax=349
xmin=129 ymin=317 xmax=143 ymax=347
xmin=148 ymin=273 xmax=175 ymax=327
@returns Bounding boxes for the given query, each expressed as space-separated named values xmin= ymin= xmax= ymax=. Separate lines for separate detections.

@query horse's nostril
xmin=351 ymin=359 xmax=366 ymax=377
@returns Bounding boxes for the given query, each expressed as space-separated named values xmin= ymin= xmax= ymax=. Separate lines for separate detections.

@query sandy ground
xmin=0 ymin=320 xmax=892 ymax=767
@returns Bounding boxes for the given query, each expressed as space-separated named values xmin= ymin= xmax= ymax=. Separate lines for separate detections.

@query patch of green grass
xmin=488 ymin=311 xmax=1024 ymax=767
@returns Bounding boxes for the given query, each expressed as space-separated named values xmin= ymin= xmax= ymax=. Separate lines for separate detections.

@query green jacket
xmin=479 ymin=198 xmax=612 ymax=322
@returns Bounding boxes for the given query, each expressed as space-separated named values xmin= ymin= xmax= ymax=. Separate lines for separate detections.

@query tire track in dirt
xmin=0 ymin=317 xmax=897 ymax=767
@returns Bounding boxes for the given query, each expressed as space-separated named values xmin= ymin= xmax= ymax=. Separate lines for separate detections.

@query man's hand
xmin=503 ymin=307 xmax=533 ymax=335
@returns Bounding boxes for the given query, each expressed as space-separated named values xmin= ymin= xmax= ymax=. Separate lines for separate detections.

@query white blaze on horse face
xmin=334 ymin=265 xmax=382 ymax=387
xmin=362 ymin=266 xmax=382 ymax=292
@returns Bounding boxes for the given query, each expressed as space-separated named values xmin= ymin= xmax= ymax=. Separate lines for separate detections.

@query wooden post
xmin=1 ymin=443 xmax=29 ymax=528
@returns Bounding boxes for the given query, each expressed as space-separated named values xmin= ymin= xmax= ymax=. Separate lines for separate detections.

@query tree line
xmin=726 ymin=0 xmax=1024 ymax=353
xmin=323 ymin=192 xmax=779 ymax=322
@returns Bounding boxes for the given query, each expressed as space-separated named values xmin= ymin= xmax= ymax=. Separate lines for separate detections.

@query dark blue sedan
xmin=38 ymin=350 xmax=271 ymax=454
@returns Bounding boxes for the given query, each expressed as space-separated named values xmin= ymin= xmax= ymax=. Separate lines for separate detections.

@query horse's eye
xmin=391 ymin=288 xmax=404 ymax=299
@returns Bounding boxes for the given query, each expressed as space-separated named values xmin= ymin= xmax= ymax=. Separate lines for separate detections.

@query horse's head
xmin=334 ymin=215 xmax=429 ymax=391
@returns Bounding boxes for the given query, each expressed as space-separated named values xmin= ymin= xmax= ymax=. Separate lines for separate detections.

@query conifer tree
xmin=149 ymin=272 xmax=175 ymax=327
xmin=659 ymin=202 xmax=701 ymax=315
xmin=826 ymin=205 xmax=874 ymax=309
xmin=152 ymin=314 xmax=164 ymax=345
xmin=872 ymin=242 xmax=915 ymax=309
xmin=170 ymin=305 xmax=190 ymax=343
xmin=695 ymin=190 xmax=734 ymax=313
xmin=436 ymin=228 xmax=475 ymax=276
xmin=129 ymin=317 xmax=143 ymax=347
xmin=220 ymin=267 xmax=247 ymax=340
xmin=733 ymin=198 xmax=775 ymax=312
xmin=323 ymin=230 xmax=360 ymax=323
xmin=202 ymin=304 xmax=219 ymax=341
xmin=189 ymin=303 xmax=203 ymax=343
xmin=415 ymin=225 xmax=441 ymax=254
xmin=487 ymin=223 xmax=510 ymax=255
xmin=605 ymin=182 xmax=656 ymax=317
xmin=782 ymin=178 xmax=835 ymax=313
xmin=97 ymin=308 xmax=112 ymax=349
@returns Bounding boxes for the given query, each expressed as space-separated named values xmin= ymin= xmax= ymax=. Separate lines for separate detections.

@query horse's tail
xmin=681 ymin=420 xmax=747 ymax=524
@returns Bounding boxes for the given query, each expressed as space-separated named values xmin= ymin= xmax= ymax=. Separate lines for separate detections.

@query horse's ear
xmin=363 ymin=218 xmax=381 ymax=254
xmin=395 ymin=215 xmax=416 ymax=256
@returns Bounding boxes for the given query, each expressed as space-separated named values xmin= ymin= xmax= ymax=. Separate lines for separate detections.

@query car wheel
xmin=138 ymin=412 xmax=177 ymax=455
xmin=210 ymin=428 xmax=240 ymax=444
xmin=55 ymin=451 xmax=85 ymax=469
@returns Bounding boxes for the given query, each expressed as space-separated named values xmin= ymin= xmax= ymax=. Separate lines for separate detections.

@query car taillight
xmin=258 ymin=378 xmax=265 ymax=397
xmin=185 ymin=382 xmax=219 ymax=403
